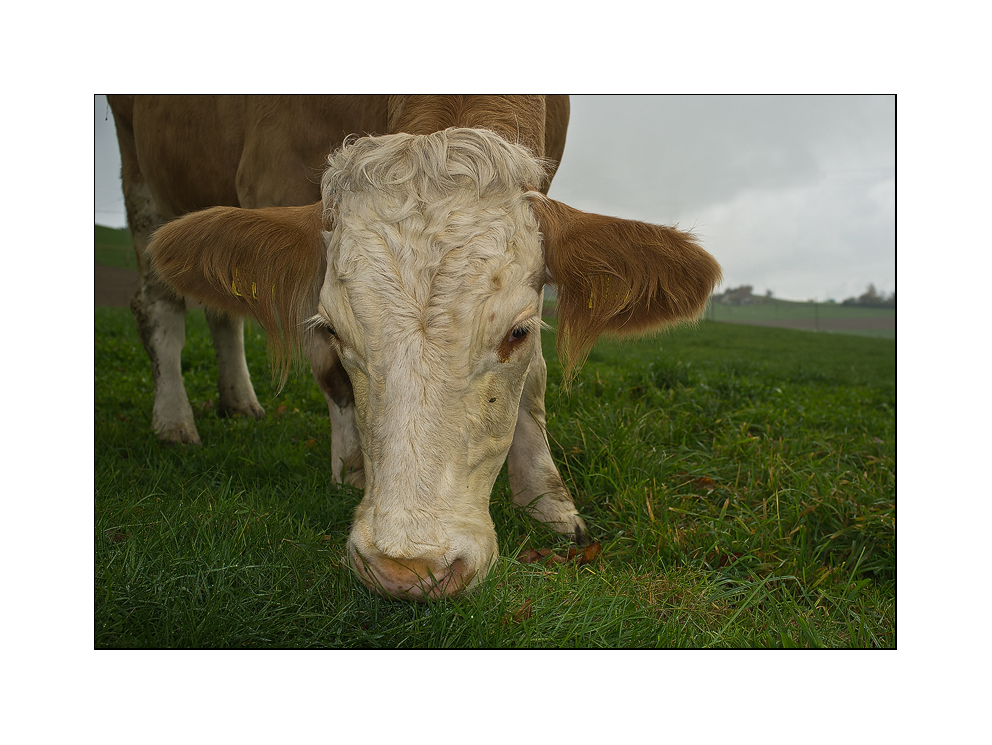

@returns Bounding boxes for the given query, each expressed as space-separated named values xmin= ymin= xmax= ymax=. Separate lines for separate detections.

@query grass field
xmin=94 ymin=306 xmax=895 ymax=648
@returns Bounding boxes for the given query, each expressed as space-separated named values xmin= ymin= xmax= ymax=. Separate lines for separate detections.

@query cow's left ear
xmin=149 ymin=201 xmax=326 ymax=384
xmin=529 ymin=195 xmax=722 ymax=374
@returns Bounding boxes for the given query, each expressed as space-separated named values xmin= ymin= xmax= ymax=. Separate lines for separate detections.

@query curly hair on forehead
xmin=320 ymin=128 xmax=551 ymax=211
xmin=321 ymin=128 xmax=548 ymax=301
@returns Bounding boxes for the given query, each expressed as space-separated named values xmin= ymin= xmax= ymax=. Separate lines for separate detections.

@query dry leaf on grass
xmin=501 ymin=597 xmax=535 ymax=626
xmin=675 ymin=471 xmax=718 ymax=491
xmin=513 ymin=598 xmax=533 ymax=622
xmin=705 ymin=551 xmax=745 ymax=568
xmin=517 ymin=541 xmax=602 ymax=566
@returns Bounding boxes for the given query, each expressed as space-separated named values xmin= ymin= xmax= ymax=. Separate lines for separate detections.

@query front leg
xmin=307 ymin=329 xmax=364 ymax=487
xmin=329 ymin=402 xmax=364 ymax=487
xmin=205 ymin=310 xmax=265 ymax=420
xmin=506 ymin=337 xmax=589 ymax=544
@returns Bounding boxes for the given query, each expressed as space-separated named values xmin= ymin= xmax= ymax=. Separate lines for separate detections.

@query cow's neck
xmin=387 ymin=95 xmax=547 ymax=156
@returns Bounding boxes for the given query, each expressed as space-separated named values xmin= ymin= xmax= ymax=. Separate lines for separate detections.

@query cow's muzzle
xmin=349 ymin=548 xmax=481 ymax=600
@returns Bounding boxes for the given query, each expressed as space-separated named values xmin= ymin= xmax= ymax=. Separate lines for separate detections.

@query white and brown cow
xmin=110 ymin=95 xmax=720 ymax=599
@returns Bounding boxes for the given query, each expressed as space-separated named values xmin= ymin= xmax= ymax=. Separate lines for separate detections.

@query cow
xmin=108 ymin=95 xmax=721 ymax=599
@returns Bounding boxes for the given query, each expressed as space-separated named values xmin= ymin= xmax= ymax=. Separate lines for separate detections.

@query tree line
xmin=713 ymin=283 xmax=895 ymax=308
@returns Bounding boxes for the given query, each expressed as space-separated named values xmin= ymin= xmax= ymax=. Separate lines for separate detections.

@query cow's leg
xmin=111 ymin=97 xmax=200 ymax=445
xmin=204 ymin=310 xmax=265 ymax=420
xmin=125 ymin=187 xmax=202 ymax=444
xmin=130 ymin=277 xmax=199 ymax=445
xmin=329 ymin=400 xmax=364 ymax=488
xmin=507 ymin=336 xmax=589 ymax=544
xmin=306 ymin=330 xmax=364 ymax=487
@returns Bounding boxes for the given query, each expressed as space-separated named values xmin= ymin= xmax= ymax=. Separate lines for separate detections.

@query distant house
xmin=716 ymin=285 xmax=756 ymax=305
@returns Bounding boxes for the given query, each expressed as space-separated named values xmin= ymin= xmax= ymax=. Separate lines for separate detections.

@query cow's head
xmin=150 ymin=128 xmax=721 ymax=599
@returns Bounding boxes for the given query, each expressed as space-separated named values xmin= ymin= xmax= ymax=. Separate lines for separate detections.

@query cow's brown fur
xmin=151 ymin=202 xmax=325 ymax=384
xmin=531 ymin=196 xmax=723 ymax=374
xmin=387 ymin=95 xmax=568 ymax=191
xmin=116 ymin=96 xmax=394 ymax=217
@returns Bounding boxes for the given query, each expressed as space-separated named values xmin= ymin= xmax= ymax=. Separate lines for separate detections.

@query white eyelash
xmin=517 ymin=316 xmax=549 ymax=334
xmin=305 ymin=314 xmax=328 ymax=331
xmin=305 ymin=313 xmax=337 ymax=337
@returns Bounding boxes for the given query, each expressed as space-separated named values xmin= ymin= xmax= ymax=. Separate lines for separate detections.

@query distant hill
xmin=706 ymin=296 xmax=893 ymax=338
xmin=95 ymin=224 xmax=129 ymax=245
xmin=95 ymin=224 xmax=135 ymax=269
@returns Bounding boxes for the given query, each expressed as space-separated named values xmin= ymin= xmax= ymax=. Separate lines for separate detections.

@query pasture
xmin=708 ymin=298 xmax=895 ymax=339
xmin=95 ymin=304 xmax=895 ymax=647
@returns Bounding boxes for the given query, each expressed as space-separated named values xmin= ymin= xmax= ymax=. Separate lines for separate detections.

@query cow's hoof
xmin=573 ymin=524 xmax=590 ymax=547
xmin=217 ymin=402 xmax=266 ymax=420
xmin=157 ymin=426 xmax=202 ymax=446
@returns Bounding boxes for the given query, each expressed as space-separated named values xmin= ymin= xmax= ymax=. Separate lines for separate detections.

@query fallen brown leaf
xmin=706 ymin=551 xmax=744 ymax=568
xmin=513 ymin=598 xmax=533 ymax=622
xmin=582 ymin=541 xmax=603 ymax=564
xmin=517 ymin=548 xmax=542 ymax=564
xmin=517 ymin=541 xmax=602 ymax=566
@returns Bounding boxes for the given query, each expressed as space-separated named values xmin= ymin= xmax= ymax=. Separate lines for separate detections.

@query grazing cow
xmin=110 ymin=95 xmax=721 ymax=599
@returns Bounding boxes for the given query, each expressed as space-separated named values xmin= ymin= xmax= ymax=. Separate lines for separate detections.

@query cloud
xmin=699 ymin=170 xmax=895 ymax=301
xmin=551 ymin=95 xmax=895 ymax=301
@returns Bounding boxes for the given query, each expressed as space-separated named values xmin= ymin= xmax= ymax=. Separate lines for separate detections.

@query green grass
xmin=95 ymin=307 xmax=895 ymax=648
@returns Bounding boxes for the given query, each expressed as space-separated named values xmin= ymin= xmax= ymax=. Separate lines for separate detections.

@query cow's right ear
xmin=149 ymin=201 xmax=326 ymax=376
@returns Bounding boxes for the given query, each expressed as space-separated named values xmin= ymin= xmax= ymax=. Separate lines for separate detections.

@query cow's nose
xmin=350 ymin=550 xmax=474 ymax=600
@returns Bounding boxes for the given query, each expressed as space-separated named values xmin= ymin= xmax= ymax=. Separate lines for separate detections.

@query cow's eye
xmin=307 ymin=313 xmax=337 ymax=339
xmin=497 ymin=323 xmax=533 ymax=362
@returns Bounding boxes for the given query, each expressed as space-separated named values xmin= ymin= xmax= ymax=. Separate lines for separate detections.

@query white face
xmin=313 ymin=129 xmax=549 ymax=597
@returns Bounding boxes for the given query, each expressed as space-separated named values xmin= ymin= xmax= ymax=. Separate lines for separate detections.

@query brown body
xmin=111 ymin=95 xmax=567 ymax=218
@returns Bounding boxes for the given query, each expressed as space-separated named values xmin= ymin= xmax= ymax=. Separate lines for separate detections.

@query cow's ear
xmin=149 ymin=201 xmax=326 ymax=381
xmin=530 ymin=195 xmax=721 ymax=375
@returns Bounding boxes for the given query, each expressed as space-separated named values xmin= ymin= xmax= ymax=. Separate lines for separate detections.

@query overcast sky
xmin=94 ymin=95 xmax=894 ymax=303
